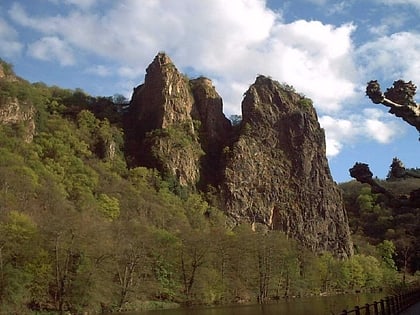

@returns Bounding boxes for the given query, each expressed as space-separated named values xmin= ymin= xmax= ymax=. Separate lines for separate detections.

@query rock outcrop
xmin=125 ymin=53 xmax=353 ymax=257
xmin=222 ymin=76 xmax=352 ymax=256
xmin=126 ymin=53 xmax=203 ymax=186
xmin=0 ymin=98 xmax=36 ymax=142
xmin=0 ymin=63 xmax=36 ymax=142
xmin=190 ymin=77 xmax=232 ymax=188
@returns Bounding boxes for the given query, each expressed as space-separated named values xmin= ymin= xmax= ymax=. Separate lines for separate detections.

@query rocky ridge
xmin=125 ymin=53 xmax=353 ymax=257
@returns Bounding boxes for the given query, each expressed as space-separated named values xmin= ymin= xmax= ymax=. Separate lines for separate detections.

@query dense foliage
xmin=0 ymin=61 xmax=416 ymax=314
xmin=340 ymin=174 xmax=420 ymax=279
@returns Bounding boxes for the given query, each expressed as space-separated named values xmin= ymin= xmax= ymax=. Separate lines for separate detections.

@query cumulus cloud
xmin=8 ymin=0 xmax=359 ymax=115
xmin=362 ymin=108 xmax=400 ymax=143
xmin=0 ymin=18 xmax=23 ymax=57
xmin=365 ymin=119 xmax=397 ymax=143
xmin=356 ymin=32 xmax=420 ymax=83
xmin=319 ymin=108 xmax=402 ymax=157
xmin=319 ymin=115 xmax=357 ymax=156
xmin=28 ymin=36 xmax=75 ymax=66
xmin=85 ymin=65 xmax=112 ymax=77
xmin=263 ymin=20 xmax=358 ymax=113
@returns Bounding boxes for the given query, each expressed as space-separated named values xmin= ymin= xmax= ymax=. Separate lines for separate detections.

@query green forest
xmin=0 ymin=60 xmax=419 ymax=315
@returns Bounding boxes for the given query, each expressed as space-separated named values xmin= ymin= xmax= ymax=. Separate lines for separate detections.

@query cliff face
xmin=0 ymin=98 xmax=36 ymax=142
xmin=222 ymin=76 xmax=352 ymax=257
xmin=190 ymin=77 xmax=232 ymax=188
xmin=130 ymin=53 xmax=194 ymax=131
xmin=126 ymin=53 xmax=203 ymax=186
xmin=0 ymin=64 xmax=36 ymax=142
xmin=126 ymin=53 xmax=232 ymax=187
xmin=125 ymin=53 xmax=353 ymax=257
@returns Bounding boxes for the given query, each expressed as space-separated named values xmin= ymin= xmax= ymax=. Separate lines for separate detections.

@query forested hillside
xmin=340 ymin=168 xmax=420 ymax=278
xmin=0 ymin=59 xmax=417 ymax=314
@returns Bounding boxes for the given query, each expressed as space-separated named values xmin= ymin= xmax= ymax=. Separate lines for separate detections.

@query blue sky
xmin=0 ymin=0 xmax=419 ymax=183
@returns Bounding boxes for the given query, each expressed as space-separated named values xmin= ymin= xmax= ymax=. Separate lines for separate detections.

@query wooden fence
xmin=340 ymin=288 xmax=420 ymax=315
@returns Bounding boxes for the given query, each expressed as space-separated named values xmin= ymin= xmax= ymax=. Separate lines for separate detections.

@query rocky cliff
xmin=221 ymin=76 xmax=352 ymax=257
xmin=126 ymin=53 xmax=232 ymax=188
xmin=125 ymin=53 xmax=353 ymax=257
xmin=126 ymin=53 xmax=203 ymax=186
xmin=0 ymin=63 xmax=36 ymax=142
xmin=190 ymin=77 xmax=232 ymax=188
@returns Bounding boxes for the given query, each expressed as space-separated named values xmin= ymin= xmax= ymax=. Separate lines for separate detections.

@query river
xmin=111 ymin=293 xmax=387 ymax=315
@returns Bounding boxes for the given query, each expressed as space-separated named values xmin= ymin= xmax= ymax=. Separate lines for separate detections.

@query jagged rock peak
xmin=126 ymin=52 xmax=200 ymax=185
xmin=154 ymin=51 xmax=172 ymax=64
xmin=222 ymin=75 xmax=353 ymax=257
xmin=126 ymin=53 xmax=233 ymax=187
xmin=146 ymin=52 xmax=176 ymax=79
xmin=242 ymin=75 xmax=312 ymax=124
xmin=129 ymin=52 xmax=195 ymax=130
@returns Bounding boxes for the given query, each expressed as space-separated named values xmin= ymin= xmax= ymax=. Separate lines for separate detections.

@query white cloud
xmin=0 ymin=18 xmax=23 ymax=57
xmin=28 ymin=36 xmax=75 ymax=66
xmin=45 ymin=0 xmax=97 ymax=9
xmin=365 ymin=119 xmax=398 ymax=143
xmin=368 ymin=14 xmax=407 ymax=36
xmin=8 ymin=0 xmax=359 ymax=116
xmin=362 ymin=108 xmax=400 ymax=143
xmin=369 ymin=24 xmax=390 ymax=37
xmin=85 ymin=65 xmax=111 ymax=77
xmin=117 ymin=66 xmax=143 ymax=80
xmin=263 ymin=20 xmax=358 ymax=113
xmin=305 ymin=0 xmax=328 ymax=5
xmin=64 ymin=0 xmax=97 ymax=9
xmin=326 ymin=1 xmax=351 ymax=15
xmin=356 ymin=32 xmax=420 ymax=84
xmin=319 ymin=108 xmax=402 ymax=157
xmin=375 ymin=0 xmax=420 ymax=9
xmin=319 ymin=115 xmax=357 ymax=156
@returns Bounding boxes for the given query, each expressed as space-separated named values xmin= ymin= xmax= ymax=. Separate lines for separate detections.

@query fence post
xmin=380 ymin=299 xmax=385 ymax=315
xmin=391 ymin=295 xmax=396 ymax=314
xmin=355 ymin=305 xmax=360 ymax=315
xmin=341 ymin=310 xmax=348 ymax=315
xmin=396 ymin=294 xmax=402 ymax=313
xmin=365 ymin=303 xmax=371 ymax=315
xmin=389 ymin=296 xmax=395 ymax=314
xmin=385 ymin=296 xmax=391 ymax=315
xmin=373 ymin=301 xmax=379 ymax=315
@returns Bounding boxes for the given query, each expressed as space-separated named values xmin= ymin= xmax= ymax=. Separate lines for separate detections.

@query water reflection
xmin=112 ymin=293 xmax=386 ymax=315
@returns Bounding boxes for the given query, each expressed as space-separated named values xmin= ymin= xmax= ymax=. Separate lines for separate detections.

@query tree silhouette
xmin=366 ymin=80 xmax=420 ymax=135
xmin=349 ymin=80 xmax=420 ymax=208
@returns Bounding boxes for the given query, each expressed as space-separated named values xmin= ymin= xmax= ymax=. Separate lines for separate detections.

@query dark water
xmin=114 ymin=293 xmax=386 ymax=315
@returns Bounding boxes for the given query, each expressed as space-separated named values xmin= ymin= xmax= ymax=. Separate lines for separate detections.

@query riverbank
xmin=105 ymin=293 xmax=387 ymax=315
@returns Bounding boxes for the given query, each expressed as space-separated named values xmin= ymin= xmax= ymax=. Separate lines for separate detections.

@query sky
xmin=0 ymin=0 xmax=419 ymax=183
